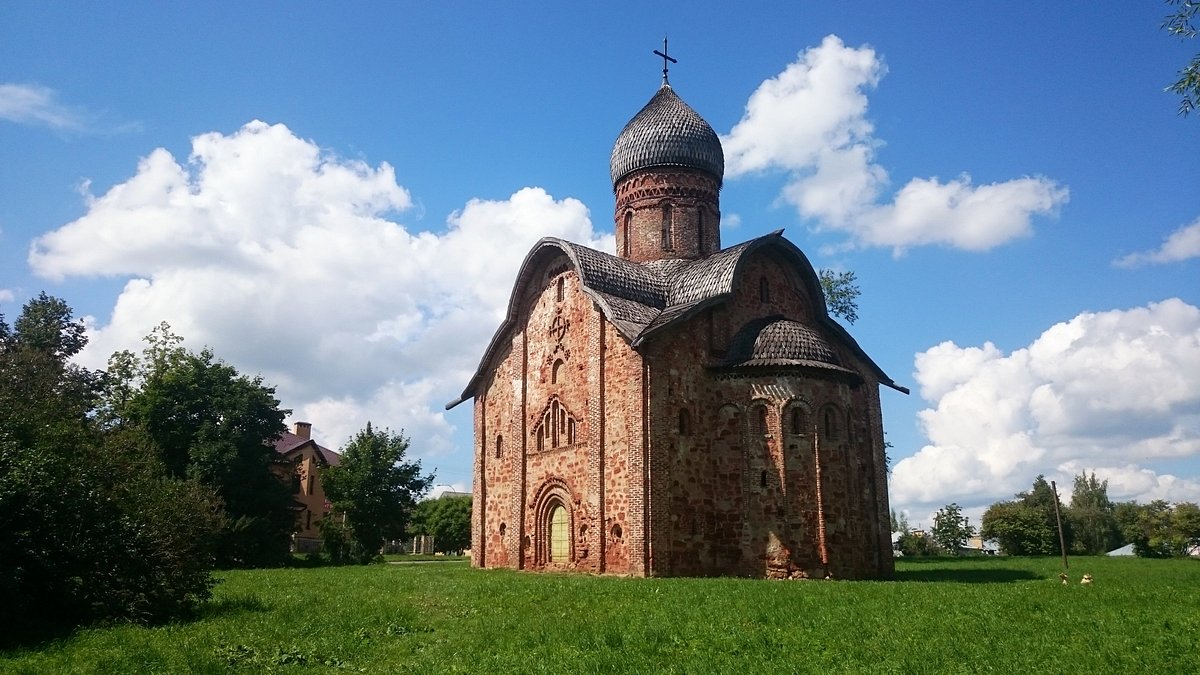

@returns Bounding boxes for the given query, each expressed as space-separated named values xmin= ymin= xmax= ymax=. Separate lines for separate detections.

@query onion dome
xmin=724 ymin=317 xmax=843 ymax=369
xmin=609 ymin=85 xmax=724 ymax=188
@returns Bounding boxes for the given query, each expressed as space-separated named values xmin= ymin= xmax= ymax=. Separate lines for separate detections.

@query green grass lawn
xmin=3 ymin=556 xmax=1197 ymax=673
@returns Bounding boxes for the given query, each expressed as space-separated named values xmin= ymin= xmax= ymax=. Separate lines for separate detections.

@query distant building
xmin=962 ymin=536 xmax=1001 ymax=556
xmin=272 ymin=421 xmax=341 ymax=552
xmin=448 ymin=65 xmax=906 ymax=579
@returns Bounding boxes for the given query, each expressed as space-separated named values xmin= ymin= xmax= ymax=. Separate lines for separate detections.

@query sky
xmin=2 ymin=2 xmax=1197 ymax=524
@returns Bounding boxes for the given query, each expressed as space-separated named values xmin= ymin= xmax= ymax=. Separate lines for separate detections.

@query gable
xmin=447 ymin=231 xmax=905 ymax=410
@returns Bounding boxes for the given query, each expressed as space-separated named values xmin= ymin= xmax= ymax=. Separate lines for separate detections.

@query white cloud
xmin=0 ymin=83 xmax=87 ymax=131
xmin=1114 ymin=216 xmax=1200 ymax=268
xmin=0 ymin=289 xmax=14 ymax=304
xmin=31 ymin=120 xmax=611 ymax=463
xmin=892 ymin=299 xmax=1200 ymax=510
xmin=722 ymin=35 xmax=1068 ymax=253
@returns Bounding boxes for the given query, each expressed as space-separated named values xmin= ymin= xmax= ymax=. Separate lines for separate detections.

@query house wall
xmin=643 ymin=248 xmax=893 ymax=579
xmin=474 ymin=257 xmax=647 ymax=575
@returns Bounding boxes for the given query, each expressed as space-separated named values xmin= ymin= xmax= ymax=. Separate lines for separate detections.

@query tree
xmin=931 ymin=503 xmax=975 ymax=555
xmin=411 ymin=496 xmax=473 ymax=554
xmin=1118 ymin=500 xmax=1200 ymax=557
xmin=322 ymin=423 xmax=434 ymax=564
xmin=896 ymin=530 xmax=939 ymax=557
xmin=0 ymin=295 xmax=220 ymax=643
xmin=1067 ymin=471 xmax=1120 ymax=555
xmin=1164 ymin=0 xmax=1200 ymax=116
xmin=890 ymin=508 xmax=909 ymax=534
xmin=818 ymin=268 xmax=860 ymax=324
xmin=981 ymin=476 xmax=1070 ymax=555
xmin=109 ymin=323 xmax=294 ymax=567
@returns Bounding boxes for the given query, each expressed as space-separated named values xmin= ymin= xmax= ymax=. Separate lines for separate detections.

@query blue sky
xmin=2 ymin=2 xmax=1197 ymax=523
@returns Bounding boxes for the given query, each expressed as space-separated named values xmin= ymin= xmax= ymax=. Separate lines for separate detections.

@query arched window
xmin=495 ymin=434 xmax=503 ymax=459
xmin=823 ymin=406 xmax=840 ymax=441
xmin=623 ymin=211 xmax=632 ymax=256
xmin=750 ymin=403 xmax=769 ymax=438
xmin=556 ymin=277 xmax=564 ymax=302
xmin=697 ymin=209 xmax=705 ymax=252
xmin=661 ymin=203 xmax=673 ymax=251
xmin=759 ymin=276 xmax=770 ymax=303
xmin=789 ymin=406 xmax=807 ymax=436
xmin=678 ymin=408 xmax=691 ymax=436
xmin=551 ymin=358 xmax=564 ymax=384
xmin=535 ymin=398 xmax=579 ymax=449
xmin=549 ymin=504 xmax=569 ymax=563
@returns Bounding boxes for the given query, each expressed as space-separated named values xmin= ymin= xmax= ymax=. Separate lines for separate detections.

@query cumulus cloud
xmin=891 ymin=299 xmax=1200 ymax=511
xmin=1114 ymin=216 xmax=1200 ymax=268
xmin=722 ymin=35 xmax=1068 ymax=253
xmin=31 ymin=120 xmax=612 ymax=463
xmin=0 ymin=289 xmax=15 ymax=304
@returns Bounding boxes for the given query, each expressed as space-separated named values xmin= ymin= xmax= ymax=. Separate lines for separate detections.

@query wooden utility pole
xmin=1050 ymin=480 xmax=1068 ymax=571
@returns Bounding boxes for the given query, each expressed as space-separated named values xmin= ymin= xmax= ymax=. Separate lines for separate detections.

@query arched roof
xmin=446 ymin=231 xmax=906 ymax=409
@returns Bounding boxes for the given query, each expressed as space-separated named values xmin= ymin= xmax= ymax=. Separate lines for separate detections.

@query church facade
xmin=448 ymin=78 xmax=906 ymax=579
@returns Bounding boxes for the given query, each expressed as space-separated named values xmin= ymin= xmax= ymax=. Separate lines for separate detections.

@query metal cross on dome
xmin=654 ymin=37 xmax=677 ymax=85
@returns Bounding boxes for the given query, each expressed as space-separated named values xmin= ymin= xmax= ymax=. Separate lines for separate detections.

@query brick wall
xmin=613 ymin=168 xmax=721 ymax=262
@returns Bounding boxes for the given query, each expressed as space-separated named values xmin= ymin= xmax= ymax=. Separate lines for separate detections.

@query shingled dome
xmin=724 ymin=317 xmax=843 ymax=369
xmin=610 ymin=84 xmax=724 ymax=188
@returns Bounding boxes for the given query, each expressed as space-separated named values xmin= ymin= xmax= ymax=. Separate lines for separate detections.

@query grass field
xmin=2 ymin=556 xmax=1197 ymax=673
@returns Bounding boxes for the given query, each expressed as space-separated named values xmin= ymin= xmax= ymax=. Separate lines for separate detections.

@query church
xmin=447 ymin=62 xmax=906 ymax=580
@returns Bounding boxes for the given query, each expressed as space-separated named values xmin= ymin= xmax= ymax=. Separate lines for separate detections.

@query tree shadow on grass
xmin=894 ymin=559 xmax=1044 ymax=584
xmin=0 ymin=594 xmax=269 ymax=653
xmin=196 ymin=592 xmax=269 ymax=619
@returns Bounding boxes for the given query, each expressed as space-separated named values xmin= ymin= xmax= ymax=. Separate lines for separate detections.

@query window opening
xmin=623 ymin=212 xmax=632 ymax=256
xmin=551 ymin=359 xmax=563 ymax=384
xmin=790 ymin=407 xmax=806 ymax=436
xmin=824 ymin=407 xmax=840 ymax=441
xmin=662 ymin=203 xmax=673 ymax=251
xmin=549 ymin=504 xmax=569 ymax=563
xmin=751 ymin=404 xmax=769 ymax=437
xmin=556 ymin=277 xmax=564 ymax=302
xmin=759 ymin=276 xmax=770 ymax=303
xmin=495 ymin=434 xmax=503 ymax=459
xmin=678 ymin=408 xmax=691 ymax=436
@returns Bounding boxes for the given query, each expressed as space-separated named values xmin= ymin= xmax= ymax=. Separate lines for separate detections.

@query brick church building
xmin=448 ymin=72 xmax=906 ymax=580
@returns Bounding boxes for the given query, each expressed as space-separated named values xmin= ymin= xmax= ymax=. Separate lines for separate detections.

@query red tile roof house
xmin=272 ymin=422 xmax=341 ymax=553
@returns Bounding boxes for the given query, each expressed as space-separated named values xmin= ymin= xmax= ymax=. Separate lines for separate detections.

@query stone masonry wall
xmin=643 ymin=248 xmax=892 ymax=579
xmin=475 ymin=255 xmax=645 ymax=575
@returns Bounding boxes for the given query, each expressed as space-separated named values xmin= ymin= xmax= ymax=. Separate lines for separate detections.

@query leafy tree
xmin=109 ymin=323 xmax=293 ymax=567
xmin=1067 ymin=471 xmax=1120 ymax=554
xmin=322 ymin=423 xmax=434 ymax=564
xmin=1118 ymin=500 xmax=1200 ymax=557
xmin=896 ymin=530 xmax=939 ymax=557
xmin=818 ymin=268 xmax=860 ymax=324
xmin=411 ymin=496 xmax=473 ymax=554
xmin=890 ymin=508 xmax=909 ymax=534
xmin=931 ymin=503 xmax=975 ymax=555
xmin=981 ymin=476 xmax=1070 ymax=555
xmin=1164 ymin=0 xmax=1199 ymax=116
xmin=0 ymin=295 xmax=220 ymax=643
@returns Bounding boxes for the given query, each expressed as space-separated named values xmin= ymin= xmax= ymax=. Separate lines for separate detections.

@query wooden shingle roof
xmin=446 ymin=230 xmax=906 ymax=410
